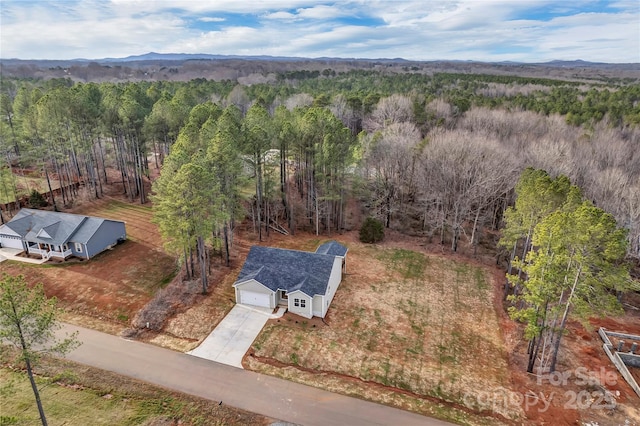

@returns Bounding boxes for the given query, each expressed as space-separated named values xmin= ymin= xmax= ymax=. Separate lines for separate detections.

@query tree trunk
xmin=470 ymin=207 xmax=481 ymax=251
xmin=43 ymin=165 xmax=57 ymax=212
xmin=504 ymin=240 xmax=518 ymax=299
xmin=315 ymin=193 xmax=319 ymax=236
xmin=197 ymin=236 xmax=208 ymax=294
xmin=223 ymin=222 xmax=230 ymax=267
xmin=183 ymin=246 xmax=191 ymax=280
xmin=527 ymin=300 xmax=549 ymax=373
xmin=17 ymin=318 xmax=48 ymax=426
xmin=517 ymin=225 xmax=533 ymax=281
xmin=256 ymin=155 xmax=263 ymax=241
xmin=25 ymin=357 xmax=48 ymax=426
xmin=189 ymin=247 xmax=195 ymax=278
xmin=549 ymin=265 xmax=581 ymax=372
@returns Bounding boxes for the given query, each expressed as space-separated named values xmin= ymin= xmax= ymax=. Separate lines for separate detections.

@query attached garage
xmin=0 ymin=235 xmax=24 ymax=250
xmin=240 ymin=290 xmax=271 ymax=308
xmin=232 ymin=242 xmax=348 ymax=319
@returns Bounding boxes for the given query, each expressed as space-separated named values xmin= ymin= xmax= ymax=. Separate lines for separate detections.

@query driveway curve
xmin=56 ymin=323 xmax=455 ymax=426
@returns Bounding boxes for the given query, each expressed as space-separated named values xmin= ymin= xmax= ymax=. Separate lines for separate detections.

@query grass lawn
xmin=247 ymin=240 xmax=521 ymax=425
xmin=1 ymin=355 xmax=269 ymax=426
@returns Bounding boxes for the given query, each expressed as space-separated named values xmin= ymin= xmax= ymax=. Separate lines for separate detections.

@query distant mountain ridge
xmin=1 ymin=52 xmax=637 ymax=83
xmin=2 ymin=52 xmax=637 ymax=68
xmin=96 ymin=52 xmax=308 ymax=62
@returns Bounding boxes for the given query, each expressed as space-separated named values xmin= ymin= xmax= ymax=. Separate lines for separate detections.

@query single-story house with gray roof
xmin=233 ymin=241 xmax=348 ymax=319
xmin=0 ymin=208 xmax=126 ymax=261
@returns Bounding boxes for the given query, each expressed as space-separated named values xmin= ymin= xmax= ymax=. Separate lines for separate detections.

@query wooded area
xmin=1 ymin=67 xmax=638 ymax=282
xmin=1 ymin=60 xmax=639 ymax=384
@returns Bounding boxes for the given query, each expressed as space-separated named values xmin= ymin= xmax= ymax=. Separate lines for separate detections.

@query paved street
xmin=57 ymin=323 xmax=455 ymax=426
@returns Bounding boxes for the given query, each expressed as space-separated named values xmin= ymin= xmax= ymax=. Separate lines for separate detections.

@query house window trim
xmin=75 ymin=242 xmax=83 ymax=252
xmin=300 ymin=299 xmax=306 ymax=308
xmin=294 ymin=298 xmax=299 ymax=307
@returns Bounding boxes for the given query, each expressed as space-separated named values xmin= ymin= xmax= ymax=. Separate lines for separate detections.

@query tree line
xmin=1 ymin=72 xmax=638 ymax=262
xmin=151 ymin=100 xmax=357 ymax=289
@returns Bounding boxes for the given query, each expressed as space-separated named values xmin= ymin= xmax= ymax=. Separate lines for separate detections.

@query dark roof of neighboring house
xmin=234 ymin=241 xmax=347 ymax=297
xmin=316 ymin=240 xmax=349 ymax=257
xmin=0 ymin=208 xmax=124 ymax=246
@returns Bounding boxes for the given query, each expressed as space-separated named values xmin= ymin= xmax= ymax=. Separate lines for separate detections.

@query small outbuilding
xmin=233 ymin=241 xmax=348 ymax=319
xmin=0 ymin=208 xmax=126 ymax=261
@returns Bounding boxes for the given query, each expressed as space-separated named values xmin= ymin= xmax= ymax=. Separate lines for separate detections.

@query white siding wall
xmin=288 ymin=291 xmax=312 ymax=319
xmin=319 ymin=257 xmax=343 ymax=317
xmin=312 ymin=295 xmax=323 ymax=317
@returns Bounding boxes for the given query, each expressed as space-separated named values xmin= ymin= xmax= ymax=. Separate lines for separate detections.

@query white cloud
xmin=199 ymin=17 xmax=226 ymax=23
xmin=263 ymin=11 xmax=298 ymax=21
xmin=0 ymin=0 xmax=637 ymax=62
xmin=296 ymin=5 xmax=348 ymax=20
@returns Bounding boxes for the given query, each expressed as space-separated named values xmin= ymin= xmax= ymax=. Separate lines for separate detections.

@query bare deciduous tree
xmin=363 ymin=94 xmax=413 ymax=132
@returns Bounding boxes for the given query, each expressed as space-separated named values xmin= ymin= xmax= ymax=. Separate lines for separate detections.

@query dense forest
xmin=1 ymin=66 xmax=639 ymax=280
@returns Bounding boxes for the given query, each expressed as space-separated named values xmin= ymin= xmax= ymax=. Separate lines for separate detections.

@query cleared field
xmin=1 ymin=198 xmax=176 ymax=329
xmin=247 ymin=237 xmax=519 ymax=424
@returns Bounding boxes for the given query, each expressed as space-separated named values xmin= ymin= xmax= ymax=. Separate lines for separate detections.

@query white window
xmin=294 ymin=298 xmax=299 ymax=307
xmin=75 ymin=242 xmax=83 ymax=252
xmin=300 ymin=299 xmax=306 ymax=308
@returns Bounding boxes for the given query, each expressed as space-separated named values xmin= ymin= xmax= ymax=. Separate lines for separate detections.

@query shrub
xmin=359 ymin=217 xmax=384 ymax=243
xmin=28 ymin=190 xmax=47 ymax=208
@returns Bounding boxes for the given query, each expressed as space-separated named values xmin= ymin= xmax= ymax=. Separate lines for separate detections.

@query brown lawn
xmin=2 ymin=197 xmax=176 ymax=332
xmin=242 ymin=232 xmax=520 ymax=425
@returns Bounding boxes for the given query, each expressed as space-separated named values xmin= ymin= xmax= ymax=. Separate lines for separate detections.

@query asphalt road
xmin=56 ymin=323 xmax=455 ymax=426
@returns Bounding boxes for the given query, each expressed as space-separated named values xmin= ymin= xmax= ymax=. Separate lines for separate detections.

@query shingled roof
xmin=316 ymin=240 xmax=349 ymax=257
xmin=234 ymin=241 xmax=347 ymax=297
xmin=0 ymin=208 xmax=120 ymax=246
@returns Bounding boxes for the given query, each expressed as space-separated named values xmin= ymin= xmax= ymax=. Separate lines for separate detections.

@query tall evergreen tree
xmin=508 ymin=199 xmax=631 ymax=373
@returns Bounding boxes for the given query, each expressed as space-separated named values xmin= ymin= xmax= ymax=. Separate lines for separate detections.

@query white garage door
xmin=240 ymin=290 xmax=271 ymax=308
xmin=0 ymin=236 xmax=23 ymax=250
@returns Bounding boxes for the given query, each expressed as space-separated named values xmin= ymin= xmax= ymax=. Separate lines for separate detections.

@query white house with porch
xmin=233 ymin=241 xmax=348 ymax=319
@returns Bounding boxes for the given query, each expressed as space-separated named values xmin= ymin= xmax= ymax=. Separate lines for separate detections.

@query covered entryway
xmin=239 ymin=290 xmax=271 ymax=308
xmin=0 ymin=235 xmax=23 ymax=250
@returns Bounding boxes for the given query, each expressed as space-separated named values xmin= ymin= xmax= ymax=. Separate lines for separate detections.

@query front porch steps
xmin=273 ymin=306 xmax=287 ymax=318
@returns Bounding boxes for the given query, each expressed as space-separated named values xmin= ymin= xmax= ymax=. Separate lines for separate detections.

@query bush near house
xmin=359 ymin=217 xmax=384 ymax=243
xmin=28 ymin=189 xmax=48 ymax=208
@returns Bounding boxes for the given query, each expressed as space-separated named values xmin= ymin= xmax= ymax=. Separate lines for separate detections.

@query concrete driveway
xmin=188 ymin=304 xmax=284 ymax=368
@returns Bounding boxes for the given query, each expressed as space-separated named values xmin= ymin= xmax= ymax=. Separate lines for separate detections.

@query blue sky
xmin=1 ymin=1 xmax=638 ymax=63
